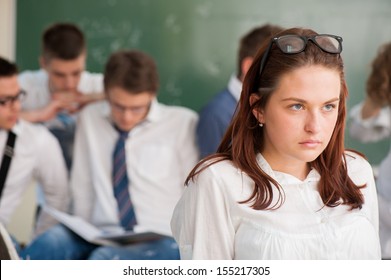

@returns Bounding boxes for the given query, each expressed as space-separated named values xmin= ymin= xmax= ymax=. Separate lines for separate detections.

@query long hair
xmin=366 ymin=42 xmax=391 ymax=106
xmin=186 ymin=27 xmax=364 ymax=210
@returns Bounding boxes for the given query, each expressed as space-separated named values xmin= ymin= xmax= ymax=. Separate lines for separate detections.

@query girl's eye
xmin=290 ymin=104 xmax=303 ymax=111
xmin=324 ymin=104 xmax=336 ymax=111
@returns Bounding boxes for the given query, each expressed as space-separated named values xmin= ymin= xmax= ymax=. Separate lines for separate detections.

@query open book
xmin=44 ymin=207 xmax=166 ymax=246
xmin=0 ymin=222 xmax=19 ymax=260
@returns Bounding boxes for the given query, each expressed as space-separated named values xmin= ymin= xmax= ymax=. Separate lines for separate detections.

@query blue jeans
xmin=20 ymin=224 xmax=180 ymax=260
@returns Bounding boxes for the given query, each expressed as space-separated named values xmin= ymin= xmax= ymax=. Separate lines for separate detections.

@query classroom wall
xmin=15 ymin=0 xmax=391 ymax=165
xmin=0 ymin=0 xmax=16 ymax=60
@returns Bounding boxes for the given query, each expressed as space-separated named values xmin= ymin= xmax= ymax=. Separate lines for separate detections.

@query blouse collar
xmin=227 ymin=74 xmax=242 ymax=102
xmin=255 ymin=153 xmax=320 ymax=185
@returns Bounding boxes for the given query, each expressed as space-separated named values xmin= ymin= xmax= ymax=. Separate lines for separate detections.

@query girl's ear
xmin=249 ymin=93 xmax=265 ymax=123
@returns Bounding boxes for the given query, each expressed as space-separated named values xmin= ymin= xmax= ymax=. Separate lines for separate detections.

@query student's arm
xmin=20 ymin=99 xmax=64 ymax=123
xmin=72 ymin=92 xmax=105 ymax=112
xmin=71 ymin=72 xmax=105 ymax=111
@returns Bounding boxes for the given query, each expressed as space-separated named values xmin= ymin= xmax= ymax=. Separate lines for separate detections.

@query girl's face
xmin=253 ymin=65 xmax=340 ymax=179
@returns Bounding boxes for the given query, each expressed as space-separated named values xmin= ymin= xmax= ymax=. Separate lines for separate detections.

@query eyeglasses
xmin=110 ymin=100 xmax=152 ymax=115
xmin=0 ymin=90 xmax=26 ymax=107
xmin=259 ymin=34 xmax=343 ymax=78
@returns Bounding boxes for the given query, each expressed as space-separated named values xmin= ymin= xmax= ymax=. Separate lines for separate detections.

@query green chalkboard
xmin=16 ymin=0 xmax=391 ymax=165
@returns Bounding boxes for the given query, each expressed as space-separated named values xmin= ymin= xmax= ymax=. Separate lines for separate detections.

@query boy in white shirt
xmin=21 ymin=50 xmax=199 ymax=260
xmin=0 ymin=57 xmax=69 ymax=247
xmin=18 ymin=22 xmax=104 ymax=170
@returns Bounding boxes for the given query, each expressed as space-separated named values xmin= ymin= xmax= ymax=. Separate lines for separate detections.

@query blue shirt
xmin=196 ymin=75 xmax=242 ymax=158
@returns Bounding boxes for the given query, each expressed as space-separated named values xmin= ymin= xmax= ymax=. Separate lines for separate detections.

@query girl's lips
xmin=299 ymin=140 xmax=321 ymax=148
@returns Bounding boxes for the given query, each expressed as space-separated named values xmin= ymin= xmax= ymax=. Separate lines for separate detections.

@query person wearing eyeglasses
xmin=171 ymin=27 xmax=381 ymax=259
xmin=21 ymin=50 xmax=199 ymax=260
xmin=349 ymin=42 xmax=391 ymax=259
xmin=196 ymin=24 xmax=283 ymax=159
xmin=0 ymin=57 xmax=69 ymax=249
xmin=18 ymin=22 xmax=104 ymax=171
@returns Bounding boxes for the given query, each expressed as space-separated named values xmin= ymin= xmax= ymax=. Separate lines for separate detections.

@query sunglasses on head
xmin=259 ymin=34 xmax=343 ymax=78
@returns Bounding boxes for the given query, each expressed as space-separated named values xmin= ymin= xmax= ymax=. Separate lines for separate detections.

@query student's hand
xmin=20 ymin=99 xmax=67 ymax=123
xmin=51 ymin=91 xmax=80 ymax=114
xmin=20 ymin=97 xmax=74 ymax=123
xmin=73 ymin=92 xmax=105 ymax=110
xmin=41 ymin=99 xmax=69 ymax=121
xmin=51 ymin=91 xmax=104 ymax=113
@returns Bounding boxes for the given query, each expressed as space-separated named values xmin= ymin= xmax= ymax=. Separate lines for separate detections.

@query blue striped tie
xmin=112 ymin=129 xmax=137 ymax=230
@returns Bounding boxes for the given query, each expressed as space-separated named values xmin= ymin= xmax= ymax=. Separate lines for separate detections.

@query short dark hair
xmin=104 ymin=50 xmax=159 ymax=94
xmin=237 ymin=24 xmax=283 ymax=77
xmin=41 ymin=22 xmax=86 ymax=61
xmin=0 ymin=57 xmax=18 ymax=77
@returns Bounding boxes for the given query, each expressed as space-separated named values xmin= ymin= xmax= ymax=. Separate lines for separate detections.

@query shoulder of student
xmin=78 ymin=71 xmax=104 ymax=94
xmin=16 ymin=119 xmax=61 ymax=148
xmin=199 ymin=88 xmax=235 ymax=117
xmin=344 ymin=150 xmax=375 ymax=184
xmin=158 ymin=103 xmax=198 ymax=121
xmin=190 ymin=158 xmax=247 ymax=188
xmin=79 ymin=100 xmax=107 ymax=118
xmin=18 ymin=69 xmax=47 ymax=88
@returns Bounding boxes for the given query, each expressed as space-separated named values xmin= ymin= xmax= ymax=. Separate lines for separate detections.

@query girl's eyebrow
xmin=281 ymin=97 xmax=340 ymax=103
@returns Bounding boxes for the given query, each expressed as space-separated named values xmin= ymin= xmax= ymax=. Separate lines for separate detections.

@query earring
xmin=259 ymin=123 xmax=264 ymax=127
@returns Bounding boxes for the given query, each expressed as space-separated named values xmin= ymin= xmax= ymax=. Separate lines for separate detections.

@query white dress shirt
xmin=70 ymin=99 xmax=199 ymax=236
xmin=171 ymin=152 xmax=381 ymax=259
xmin=227 ymin=74 xmax=242 ymax=102
xmin=350 ymin=102 xmax=391 ymax=258
xmin=0 ymin=120 xmax=69 ymax=236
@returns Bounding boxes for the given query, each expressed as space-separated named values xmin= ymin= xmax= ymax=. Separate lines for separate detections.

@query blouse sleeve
xmin=347 ymin=152 xmax=379 ymax=233
xmin=171 ymin=165 xmax=236 ymax=259
xmin=364 ymin=166 xmax=380 ymax=234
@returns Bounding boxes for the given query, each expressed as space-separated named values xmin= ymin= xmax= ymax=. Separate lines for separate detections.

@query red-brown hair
xmin=187 ymin=27 xmax=365 ymax=210
xmin=366 ymin=42 xmax=391 ymax=106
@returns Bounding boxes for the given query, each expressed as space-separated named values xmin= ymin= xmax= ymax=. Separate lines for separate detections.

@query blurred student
xmin=349 ymin=42 xmax=391 ymax=259
xmin=18 ymin=22 xmax=104 ymax=170
xmin=0 ymin=57 xmax=68 ymax=244
xmin=171 ymin=28 xmax=381 ymax=259
xmin=196 ymin=24 xmax=283 ymax=158
xmin=21 ymin=50 xmax=199 ymax=260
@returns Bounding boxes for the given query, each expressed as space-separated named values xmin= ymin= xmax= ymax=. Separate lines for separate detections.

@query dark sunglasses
xmin=0 ymin=90 xmax=27 ymax=107
xmin=259 ymin=34 xmax=343 ymax=78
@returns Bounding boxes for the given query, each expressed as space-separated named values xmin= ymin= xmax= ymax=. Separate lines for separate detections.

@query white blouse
xmin=171 ymin=152 xmax=381 ymax=259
